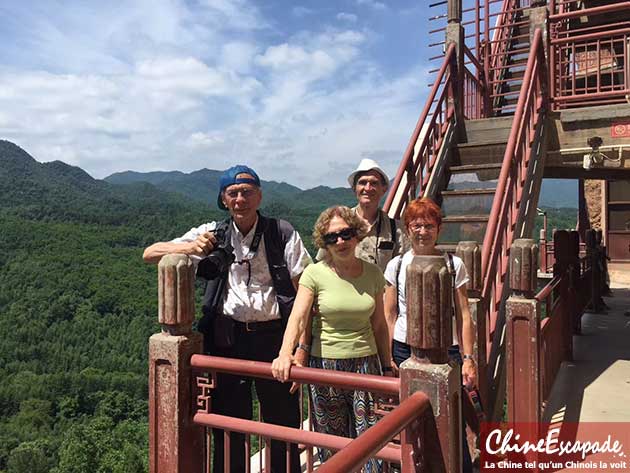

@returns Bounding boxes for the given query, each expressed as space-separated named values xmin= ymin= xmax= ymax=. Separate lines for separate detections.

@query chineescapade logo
xmin=480 ymin=423 xmax=630 ymax=471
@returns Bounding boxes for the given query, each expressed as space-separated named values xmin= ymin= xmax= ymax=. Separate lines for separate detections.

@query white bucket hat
xmin=347 ymin=158 xmax=390 ymax=188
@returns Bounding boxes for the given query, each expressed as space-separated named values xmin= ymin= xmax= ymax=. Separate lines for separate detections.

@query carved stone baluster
xmin=400 ymin=255 xmax=458 ymax=473
xmin=506 ymin=239 xmax=541 ymax=431
xmin=149 ymin=254 xmax=204 ymax=473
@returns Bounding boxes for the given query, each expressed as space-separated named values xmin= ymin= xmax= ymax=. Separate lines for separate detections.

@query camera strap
xmin=232 ymin=218 xmax=265 ymax=286
xmin=241 ymin=216 xmax=265 ymax=260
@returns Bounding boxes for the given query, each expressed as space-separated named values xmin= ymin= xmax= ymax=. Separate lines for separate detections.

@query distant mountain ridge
xmin=1 ymin=140 xmax=577 ymax=220
xmin=0 ymin=140 xmax=217 ymax=226
xmin=105 ymin=169 xmax=356 ymax=210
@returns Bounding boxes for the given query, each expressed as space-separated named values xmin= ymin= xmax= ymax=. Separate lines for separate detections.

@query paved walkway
xmin=543 ymin=277 xmax=630 ymax=424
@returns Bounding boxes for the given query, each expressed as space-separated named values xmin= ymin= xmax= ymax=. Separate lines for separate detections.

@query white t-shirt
xmin=384 ymin=251 xmax=469 ymax=345
xmin=172 ymin=218 xmax=312 ymax=322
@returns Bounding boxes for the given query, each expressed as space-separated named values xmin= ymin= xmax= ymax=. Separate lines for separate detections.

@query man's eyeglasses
xmin=225 ymin=188 xmax=256 ymax=199
xmin=409 ymin=222 xmax=437 ymax=232
xmin=323 ymin=228 xmax=357 ymax=246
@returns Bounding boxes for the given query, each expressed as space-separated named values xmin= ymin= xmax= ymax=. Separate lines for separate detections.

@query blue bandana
xmin=217 ymin=165 xmax=261 ymax=210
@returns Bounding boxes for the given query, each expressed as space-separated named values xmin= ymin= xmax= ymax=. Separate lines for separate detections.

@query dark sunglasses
xmin=323 ymin=228 xmax=357 ymax=246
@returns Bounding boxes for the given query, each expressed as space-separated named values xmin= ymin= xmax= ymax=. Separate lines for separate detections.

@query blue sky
xmin=0 ymin=1 xmax=439 ymax=188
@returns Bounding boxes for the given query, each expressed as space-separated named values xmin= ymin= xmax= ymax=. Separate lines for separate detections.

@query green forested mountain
xmin=105 ymin=168 xmax=356 ymax=210
xmin=0 ymin=140 xmax=578 ymax=473
xmin=0 ymin=141 xmax=225 ymax=473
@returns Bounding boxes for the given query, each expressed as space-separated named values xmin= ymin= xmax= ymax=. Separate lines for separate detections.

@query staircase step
xmin=442 ymin=189 xmax=496 ymax=216
xmin=439 ymin=217 xmax=489 ymax=245
xmin=448 ymin=163 xmax=501 ymax=190
xmin=456 ymin=140 xmax=507 ymax=166
xmin=464 ymin=118 xmax=512 ymax=143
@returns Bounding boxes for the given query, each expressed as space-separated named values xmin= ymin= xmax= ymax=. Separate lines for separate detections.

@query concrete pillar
xmin=506 ymin=239 xmax=541 ymax=427
xmin=447 ymin=0 xmax=462 ymax=23
xmin=529 ymin=5 xmax=549 ymax=61
xmin=586 ymin=229 xmax=602 ymax=313
xmin=400 ymin=256 xmax=460 ymax=473
xmin=456 ymin=242 xmax=486 ymax=403
xmin=149 ymin=254 xmax=204 ymax=473
xmin=539 ymin=228 xmax=548 ymax=273
xmin=553 ymin=231 xmax=573 ymax=361
xmin=568 ymin=230 xmax=582 ymax=339
xmin=445 ymin=0 xmax=466 ymax=133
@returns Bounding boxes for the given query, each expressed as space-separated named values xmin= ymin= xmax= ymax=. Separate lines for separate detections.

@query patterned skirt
xmin=308 ymin=354 xmax=383 ymax=473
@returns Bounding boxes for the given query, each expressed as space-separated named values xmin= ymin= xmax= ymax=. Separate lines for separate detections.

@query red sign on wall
xmin=611 ymin=122 xmax=630 ymax=138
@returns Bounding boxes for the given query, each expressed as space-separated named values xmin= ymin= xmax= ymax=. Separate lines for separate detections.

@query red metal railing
xmin=384 ymin=43 xmax=458 ymax=217
xmin=191 ymin=355 xmax=420 ymax=472
xmin=481 ymin=28 xmax=547 ymax=351
xmin=549 ymin=2 xmax=630 ymax=109
xmin=428 ymin=0 xmax=533 ymax=116
xmin=317 ymin=392 xmax=433 ymax=473
xmin=537 ymin=275 xmax=570 ymax=403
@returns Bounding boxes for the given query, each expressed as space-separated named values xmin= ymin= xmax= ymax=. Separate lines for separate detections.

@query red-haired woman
xmin=384 ymin=197 xmax=476 ymax=472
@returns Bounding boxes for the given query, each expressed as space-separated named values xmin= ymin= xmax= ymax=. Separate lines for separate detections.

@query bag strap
xmin=389 ymin=217 xmax=396 ymax=239
xmin=443 ymin=252 xmax=457 ymax=319
xmin=394 ymin=255 xmax=403 ymax=316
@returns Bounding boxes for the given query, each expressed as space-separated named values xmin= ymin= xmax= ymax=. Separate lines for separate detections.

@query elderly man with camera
xmin=143 ymin=165 xmax=311 ymax=473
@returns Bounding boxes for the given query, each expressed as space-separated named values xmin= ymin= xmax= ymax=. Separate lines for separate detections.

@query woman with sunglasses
xmin=272 ymin=206 xmax=393 ymax=472
xmin=384 ymin=197 xmax=476 ymax=472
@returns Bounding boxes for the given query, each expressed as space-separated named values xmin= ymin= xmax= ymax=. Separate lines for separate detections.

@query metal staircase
xmin=438 ymin=117 xmax=513 ymax=248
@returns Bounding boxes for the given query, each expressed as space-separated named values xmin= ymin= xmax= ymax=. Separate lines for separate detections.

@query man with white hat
xmin=347 ymin=158 xmax=407 ymax=272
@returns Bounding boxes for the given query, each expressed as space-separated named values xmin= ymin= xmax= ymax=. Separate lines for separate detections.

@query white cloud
xmin=292 ymin=6 xmax=314 ymax=18
xmin=356 ymin=0 xmax=387 ymax=10
xmin=200 ymin=0 xmax=269 ymax=30
xmin=0 ymin=2 xmax=431 ymax=188
xmin=336 ymin=12 xmax=358 ymax=23
xmin=220 ymin=42 xmax=258 ymax=73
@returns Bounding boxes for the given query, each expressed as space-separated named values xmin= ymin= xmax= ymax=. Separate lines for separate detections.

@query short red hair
xmin=402 ymin=197 xmax=442 ymax=229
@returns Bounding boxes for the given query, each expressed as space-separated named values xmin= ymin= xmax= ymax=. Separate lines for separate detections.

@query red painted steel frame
xmin=191 ymin=355 xmax=400 ymax=395
xmin=193 ymin=413 xmax=401 ymax=463
xmin=481 ymin=28 xmax=547 ymax=350
xmin=316 ymin=392 xmax=431 ymax=473
xmin=384 ymin=43 xmax=457 ymax=217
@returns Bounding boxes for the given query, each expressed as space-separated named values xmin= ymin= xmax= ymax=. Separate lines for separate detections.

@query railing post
xmin=399 ymin=256 xmax=459 ymax=473
xmin=149 ymin=254 xmax=204 ymax=473
xmin=446 ymin=0 xmax=465 ymax=133
xmin=568 ymin=230 xmax=581 ymax=339
xmin=456 ymin=242 xmax=486 ymax=405
xmin=586 ymin=229 xmax=603 ymax=313
xmin=529 ymin=2 xmax=550 ymax=61
xmin=506 ymin=239 xmax=541 ymax=427
xmin=553 ymin=230 xmax=573 ymax=361
xmin=539 ymin=229 xmax=548 ymax=273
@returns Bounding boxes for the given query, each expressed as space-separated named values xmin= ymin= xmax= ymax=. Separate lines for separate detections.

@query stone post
xmin=456 ymin=242 xmax=484 ymax=462
xmin=455 ymin=242 xmax=486 ymax=401
xmin=400 ymin=256 xmax=459 ymax=473
xmin=553 ymin=231 xmax=573 ymax=361
xmin=586 ymin=229 xmax=602 ymax=313
xmin=529 ymin=4 xmax=549 ymax=61
xmin=506 ymin=240 xmax=541 ymax=427
xmin=446 ymin=0 xmax=465 ymax=136
xmin=539 ymin=229 xmax=548 ymax=273
xmin=149 ymin=254 xmax=204 ymax=473
xmin=568 ymin=231 xmax=581 ymax=337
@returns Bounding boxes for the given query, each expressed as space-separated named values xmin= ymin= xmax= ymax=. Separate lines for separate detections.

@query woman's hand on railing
xmin=462 ymin=359 xmax=477 ymax=389
xmin=271 ymin=353 xmax=296 ymax=383
xmin=288 ymin=348 xmax=309 ymax=394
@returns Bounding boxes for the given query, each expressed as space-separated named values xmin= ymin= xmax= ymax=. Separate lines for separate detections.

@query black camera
xmin=198 ymin=221 xmax=235 ymax=278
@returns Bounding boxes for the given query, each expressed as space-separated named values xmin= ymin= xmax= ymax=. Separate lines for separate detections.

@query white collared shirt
xmin=172 ymin=217 xmax=312 ymax=322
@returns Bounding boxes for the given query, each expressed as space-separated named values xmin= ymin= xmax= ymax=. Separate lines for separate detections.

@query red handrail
xmin=191 ymin=355 xmax=401 ymax=395
xmin=550 ymin=2 xmax=630 ymax=22
xmin=316 ymin=392 xmax=432 ymax=473
xmin=384 ymin=43 xmax=456 ymax=216
xmin=481 ymin=28 xmax=547 ymax=345
xmin=193 ymin=413 xmax=401 ymax=463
